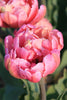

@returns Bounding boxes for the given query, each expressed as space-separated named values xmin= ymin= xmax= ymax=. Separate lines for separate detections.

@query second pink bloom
xmin=0 ymin=0 xmax=46 ymax=28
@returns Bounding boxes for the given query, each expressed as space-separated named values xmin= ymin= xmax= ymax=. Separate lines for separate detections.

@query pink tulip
xmin=33 ymin=18 xmax=53 ymax=38
xmin=0 ymin=0 xmax=46 ymax=28
xmin=4 ymin=24 xmax=63 ymax=83
xmin=34 ymin=18 xmax=53 ymax=31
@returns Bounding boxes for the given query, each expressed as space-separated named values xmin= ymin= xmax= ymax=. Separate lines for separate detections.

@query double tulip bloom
xmin=0 ymin=0 xmax=46 ymax=28
xmin=1 ymin=0 xmax=64 ymax=82
xmin=4 ymin=23 xmax=63 ymax=82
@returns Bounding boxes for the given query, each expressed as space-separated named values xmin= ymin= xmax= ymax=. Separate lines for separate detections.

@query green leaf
xmin=55 ymin=69 xmax=67 ymax=95
xmin=5 ymin=28 xmax=14 ymax=36
xmin=63 ymin=32 xmax=67 ymax=50
xmin=57 ymin=89 xmax=67 ymax=100
xmin=0 ymin=88 xmax=5 ymax=100
xmin=3 ymin=84 xmax=26 ymax=100
xmin=56 ymin=0 xmax=67 ymax=32
xmin=0 ymin=40 xmax=5 ymax=57
xmin=47 ymin=0 xmax=58 ymax=27
xmin=47 ymin=69 xmax=67 ymax=99
xmin=47 ymin=0 xmax=67 ymax=32
xmin=47 ymin=85 xmax=58 ymax=100
xmin=22 ymin=80 xmax=40 ymax=100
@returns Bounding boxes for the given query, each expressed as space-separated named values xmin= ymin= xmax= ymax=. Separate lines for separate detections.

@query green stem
xmin=39 ymin=78 xmax=46 ymax=100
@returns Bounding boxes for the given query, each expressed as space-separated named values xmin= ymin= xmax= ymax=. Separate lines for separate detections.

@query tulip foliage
xmin=0 ymin=0 xmax=67 ymax=100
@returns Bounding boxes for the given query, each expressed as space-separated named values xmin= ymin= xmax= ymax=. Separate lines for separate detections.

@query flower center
xmin=25 ymin=40 xmax=32 ymax=49
xmin=0 ymin=4 xmax=12 ymax=13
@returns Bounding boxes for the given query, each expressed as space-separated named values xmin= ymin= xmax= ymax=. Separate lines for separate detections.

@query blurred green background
xmin=0 ymin=0 xmax=67 ymax=100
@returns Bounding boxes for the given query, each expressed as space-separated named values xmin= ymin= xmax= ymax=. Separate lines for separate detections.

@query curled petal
xmin=16 ymin=47 xmax=35 ymax=61
xmin=1 ymin=12 xmax=18 ymax=28
xmin=30 ymin=5 xmax=46 ymax=24
xmin=25 ymin=69 xmax=32 ymax=81
xmin=51 ymin=35 xmax=58 ymax=49
xmin=8 ymin=58 xmax=31 ymax=78
xmin=43 ymin=51 xmax=60 ymax=77
xmin=4 ymin=54 xmax=10 ymax=70
xmin=31 ymin=63 xmax=45 ymax=74
xmin=4 ymin=35 xmax=13 ymax=54
xmin=31 ymin=71 xmax=42 ymax=83
xmin=19 ymin=68 xmax=27 ymax=79
xmin=54 ymin=29 xmax=64 ymax=50
xmin=26 ymin=0 xmax=38 ymax=23
xmin=0 ymin=15 xmax=9 ymax=27
xmin=51 ymin=29 xmax=64 ymax=50
xmin=16 ymin=47 xmax=28 ymax=59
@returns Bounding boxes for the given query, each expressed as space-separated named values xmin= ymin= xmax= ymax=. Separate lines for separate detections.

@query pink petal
xmin=52 ymin=29 xmax=64 ymax=50
xmin=0 ymin=15 xmax=8 ymax=27
xmin=4 ymin=54 xmax=10 ymax=70
xmin=19 ymin=68 xmax=27 ymax=79
xmin=4 ymin=35 xmax=13 ymax=54
xmin=1 ymin=12 xmax=18 ymax=28
xmin=16 ymin=47 xmax=28 ymax=59
xmin=25 ymin=69 xmax=32 ymax=81
xmin=32 ymin=39 xmax=42 ymax=50
xmin=31 ymin=71 xmax=42 ymax=83
xmin=8 ymin=58 xmax=30 ymax=78
xmin=18 ymin=11 xmax=27 ymax=27
xmin=13 ymin=37 xmax=19 ymax=49
xmin=43 ymin=52 xmax=60 ymax=77
xmin=26 ymin=0 xmax=38 ymax=23
xmin=0 ymin=15 xmax=3 ymax=26
xmin=42 ymin=39 xmax=52 ymax=50
xmin=27 ymin=50 xmax=35 ymax=61
xmin=30 ymin=5 xmax=46 ymax=24
xmin=35 ymin=18 xmax=53 ymax=31
xmin=51 ymin=35 xmax=58 ymax=49
xmin=8 ymin=13 xmax=18 ymax=28
xmin=31 ymin=63 xmax=44 ymax=74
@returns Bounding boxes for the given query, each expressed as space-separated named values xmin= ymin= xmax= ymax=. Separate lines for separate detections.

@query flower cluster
xmin=2 ymin=0 xmax=64 ymax=82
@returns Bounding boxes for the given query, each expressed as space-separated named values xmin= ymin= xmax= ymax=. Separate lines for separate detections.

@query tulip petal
xmin=18 ymin=11 xmax=27 ymax=27
xmin=8 ymin=58 xmax=31 ymax=78
xmin=4 ymin=35 xmax=13 ymax=54
xmin=26 ymin=0 xmax=38 ymax=23
xmin=1 ymin=12 xmax=18 ymax=27
xmin=43 ymin=51 xmax=60 ymax=77
xmin=31 ymin=63 xmax=44 ymax=73
xmin=13 ymin=37 xmax=19 ymax=49
xmin=30 ymin=5 xmax=46 ymax=24
xmin=32 ymin=71 xmax=42 ymax=83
